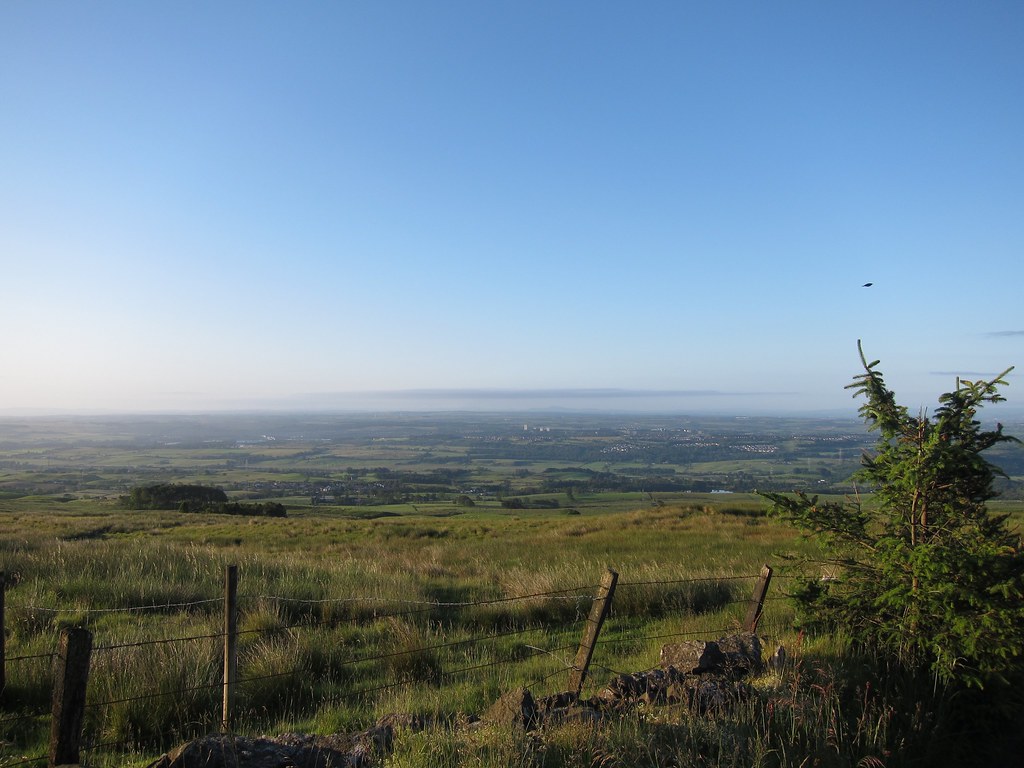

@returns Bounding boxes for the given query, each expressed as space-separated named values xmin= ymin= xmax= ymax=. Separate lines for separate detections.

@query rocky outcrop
xmin=658 ymin=632 xmax=763 ymax=677
xmin=595 ymin=667 xmax=752 ymax=714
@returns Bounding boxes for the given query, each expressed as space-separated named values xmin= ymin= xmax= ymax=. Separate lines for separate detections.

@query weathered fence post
xmin=744 ymin=564 xmax=773 ymax=633
xmin=49 ymin=626 xmax=92 ymax=768
xmin=222 ymin=564 xmax=238 ymax=732
xmin=1 ymin=571 xmax=6 ymax=694
xmin=569 ymin=568 xmax=618 ymax=698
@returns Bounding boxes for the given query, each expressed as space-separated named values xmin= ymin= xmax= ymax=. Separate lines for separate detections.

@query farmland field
xmin=3 ymin=412 xmax=1020 ymax=508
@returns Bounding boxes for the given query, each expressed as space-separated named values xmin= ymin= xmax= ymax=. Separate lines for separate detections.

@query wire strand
xmin=595 ymin=627 xmax=734 ymax=646
xmin=617 ymin=574 xmax=758 ymax=588
xmin=0 ymin=710 xmax=52 ymax=728
xmin=235 ymin=622 xmax=574 ymax=688
xmin=8 ymin=598 xmax=221 ymax=616
xmin=253 ymin=583 xmax=598 ymax=609
xmin=0 ymin=754 xmax=48 ymax=767
xmin=93 ymin=630 xmax=225 ymax=653
xmin=85 ymin=679 xmax=222 ymax=711
xmin=3 ymin=651 xmax=55 ymax=663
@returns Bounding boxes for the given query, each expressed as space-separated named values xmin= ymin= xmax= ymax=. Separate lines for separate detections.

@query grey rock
xmin=660 ymin=633 xmax=763 ymax=676
xmin=145 ymin=732 xmax=364 ymax=768
xmin=480 ymin=686 xmax=538 ymax=731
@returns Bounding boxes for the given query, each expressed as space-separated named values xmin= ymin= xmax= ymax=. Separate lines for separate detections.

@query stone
xmin=597 ymin=666 xmax=689 ymax=708
xmin=597 ymin=672 xmax=647 ymax=701
xmin=659 ymin=640 xmax=725 ymax=673
xmin=534 ymin=690 xmax=577 ymax=716
xmin=689 ymin=678 xmax=754 ymax=714
xmin=480 ymin=686 xmax=538 ymax=730
xmin=715 ymin=633 xmax=764 ymax=674
xmin=660 ymin=633 xmax=763 ymax=676
xmin=144 ymin=732 xmax=361 ymax=768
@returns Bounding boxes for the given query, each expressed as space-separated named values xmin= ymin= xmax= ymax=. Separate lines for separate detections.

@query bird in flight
xmin=862 ymin=282 xmax=873 ymax=287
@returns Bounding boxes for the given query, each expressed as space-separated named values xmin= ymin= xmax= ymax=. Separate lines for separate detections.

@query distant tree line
xmin=121 ymin=483 xmax=286 ymax=517
xmin=179 ymin=500 xmax=287 ymax=517
xmin=500 ymin=497 xmax=560 ymax=509
xmin=122 ymin=483 xmax=228 ymax=509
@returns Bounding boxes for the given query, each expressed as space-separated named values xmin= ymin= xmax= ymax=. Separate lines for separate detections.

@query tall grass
xmin=1 ymin=501 xmax=805 ymax=765
xmin=385 ymin=640 xmax=1024 ymax=768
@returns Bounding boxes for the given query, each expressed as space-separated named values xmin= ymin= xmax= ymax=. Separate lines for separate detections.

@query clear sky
xmin=2 ymin=1 xmax=1021 ymax=416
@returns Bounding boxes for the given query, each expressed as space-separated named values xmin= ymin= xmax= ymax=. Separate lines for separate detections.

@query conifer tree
xmin=763 ymin=342 xmax=1024 ymax=686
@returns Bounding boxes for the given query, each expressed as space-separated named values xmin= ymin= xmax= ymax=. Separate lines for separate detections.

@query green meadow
xmin=1 ymin=413 xmax=1022 ymax=766
xmin=1 ymin=496 xmax=807 ymax=766
xmin=3 ymin=496 xmax=1021 ymax=766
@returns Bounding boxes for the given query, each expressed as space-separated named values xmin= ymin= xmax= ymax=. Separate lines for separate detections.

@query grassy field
xmin=0 ymin=495 xmax=806 ymax=765
xmin=2 ymin=412 xmax=1022 ymax=766
xmin=4 ymin=495 xmax=1022 ymax=766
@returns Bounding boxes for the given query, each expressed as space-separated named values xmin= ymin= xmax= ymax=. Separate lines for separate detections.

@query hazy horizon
xmin=4 ymin=386 xmax=1024 ymax=423
xmin=0 ymin=387 xmax=822 ymax=418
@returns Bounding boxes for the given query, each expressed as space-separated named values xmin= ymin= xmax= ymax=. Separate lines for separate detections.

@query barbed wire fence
xmin=0 ymin=564 xmax=779 ymax=767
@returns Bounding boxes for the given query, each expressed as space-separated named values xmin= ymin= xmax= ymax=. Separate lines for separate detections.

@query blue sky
xmin=1 ymin=1 xmax=1021 ymax=415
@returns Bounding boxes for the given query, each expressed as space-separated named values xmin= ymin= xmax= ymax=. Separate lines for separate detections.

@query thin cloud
xmin=286 ymin=388 xmax=802 ymax=407
xmin=931 ymin=371 xmax=1014 ymax=378
xmin=374 ymin=388 xmax=754 ymax=400
xmin=310 ymin=388 xmax=807 ymax=401
xmin=986 ymin=330 xmax=1024 ymax=337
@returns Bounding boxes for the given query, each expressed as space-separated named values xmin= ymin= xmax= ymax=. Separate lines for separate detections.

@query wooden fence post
xmin=222 ymin=564 xmax=238 ymax=732
xmin=1 ymin=571 xmax=6 ymax=695
xmin=49 ymin=626 xmax=92 ymax=768
xmin=569 ymin=568 xmax=618 ymax=698
xmin=744 ymin=564 xmax=773 ymax=633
